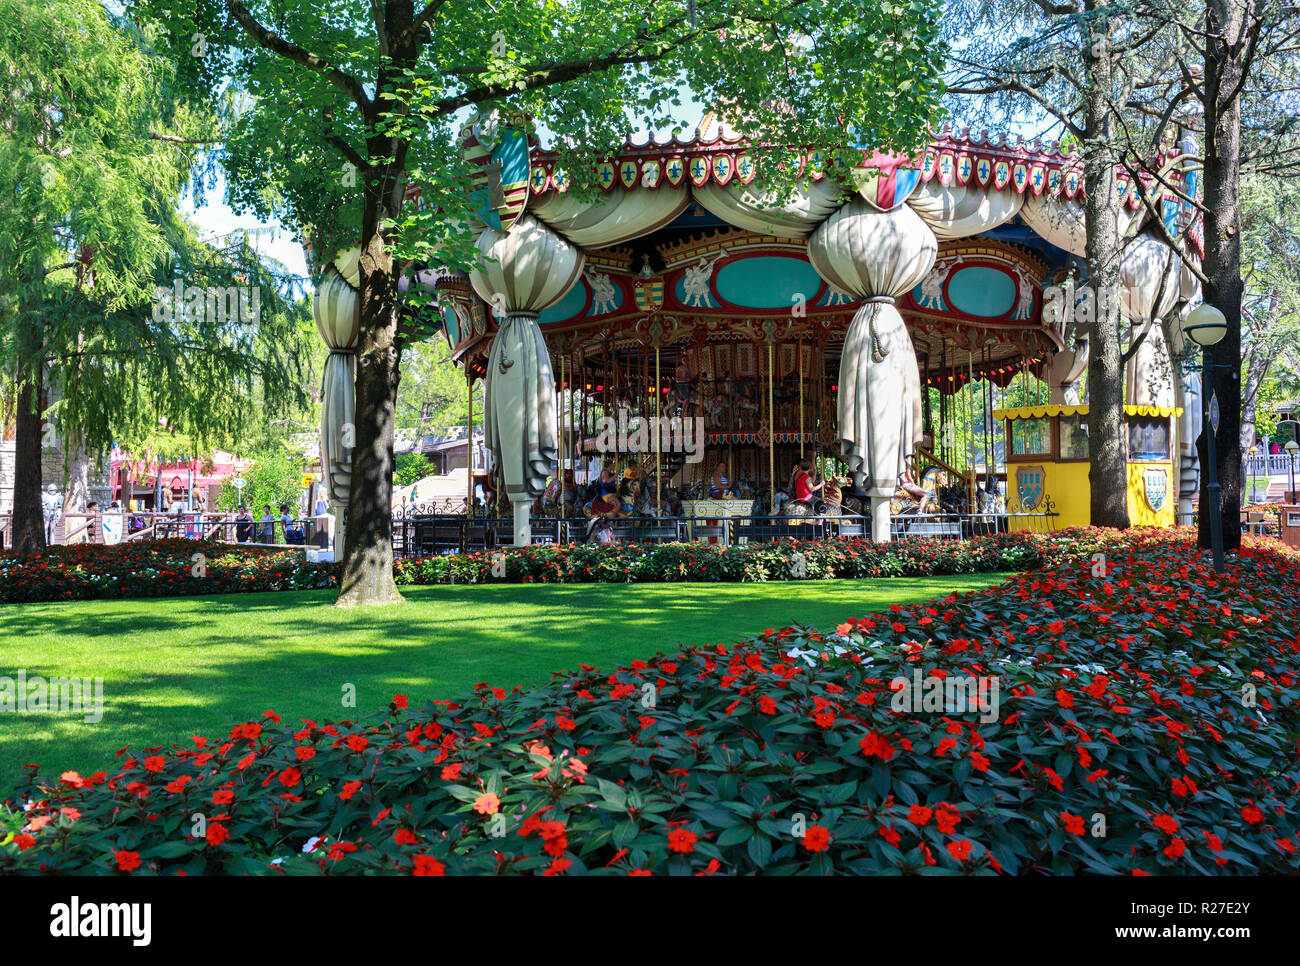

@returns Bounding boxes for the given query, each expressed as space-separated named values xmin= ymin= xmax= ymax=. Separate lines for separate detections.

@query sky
xmin=184 ymin=172 xmax=309 ymax=280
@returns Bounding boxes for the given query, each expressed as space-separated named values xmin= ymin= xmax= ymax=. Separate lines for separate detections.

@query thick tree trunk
xmin=333 ymin=7 xmax=418 ymax=607
xmin=1083 ymin=8 xmax=1130 ymax=529
xmin=1198 ymin=0 xmax=1244 ymax=553
xmin=335 ymin=193 xmax=405 ymax=607
xmin=12 ymin=364 xmax=46 ymax=552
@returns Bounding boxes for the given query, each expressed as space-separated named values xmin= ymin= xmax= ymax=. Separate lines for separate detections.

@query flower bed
xmin=3 ymin=531 xmax=1297 ymax=875
xmin=0 ymin=528 xmax=1153 ymax=603
xmin=0 ymin=540 xmax=335 ymax=603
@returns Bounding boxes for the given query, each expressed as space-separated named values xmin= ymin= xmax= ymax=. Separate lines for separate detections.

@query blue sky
xmin=185 ymin=172 xmax=309 ymax=279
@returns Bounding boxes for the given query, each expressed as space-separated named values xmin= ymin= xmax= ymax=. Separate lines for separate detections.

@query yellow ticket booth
xmin=993 ymin=404 xmax=1182 ymax=530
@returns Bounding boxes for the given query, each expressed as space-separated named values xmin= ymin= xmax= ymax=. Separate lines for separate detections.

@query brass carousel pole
xmin=767 ymin=341 xmax=775 ymax=515
xmin=798 ymin=338 xmax=805 ymax=459
xmin=654 ymin=344 xmax=662 ymax=510
xmin=466 ymin=369 xmax=474 ymax=516
xmin=558 ymin=353 xmax=566 ymax=520
xmin=967 ymin=343 xmax=976 ymax=522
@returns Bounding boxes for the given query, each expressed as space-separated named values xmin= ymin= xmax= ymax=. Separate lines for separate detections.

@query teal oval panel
xmin=538 ymin=279 xmax=590 ymax=324
xmin=713 ymin=256 xmax=825 ymax=309
xmin=946 ymin=266 xmax=1016 ymax=318
xmin=442 ymin=305 xmax=459 ymax=345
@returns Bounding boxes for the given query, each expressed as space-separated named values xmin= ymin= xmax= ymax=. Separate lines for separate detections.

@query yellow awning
xmin=993 ymin=404 xmax=1183 ymax=419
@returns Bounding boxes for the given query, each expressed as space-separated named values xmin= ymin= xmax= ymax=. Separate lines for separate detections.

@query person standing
xmin=234 ymin=504 xmax=253 ymax=543
xmin=257 ymin=504 xmax=275 ymax=543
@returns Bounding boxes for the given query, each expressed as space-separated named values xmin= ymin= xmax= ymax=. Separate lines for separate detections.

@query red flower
xmin=667 ymin=827 xmax=698 ymax=853
xmin=1055 ymin=689 xmax=1074 ymax=709
xmin=339 ymin=780 xmax=362 ymax=800
xmin=394 ymin=829 xmax=419 ymax=846
xmin=1060 ymin=812 xmax=1085 ymax=836
xmin=278 ymin=766 xmax=302 ymax=787
xmin=555 ymin=715 xmax=576 ymax=731
xmin=164 ymin=775 xmax=191 ymax=794
xmin=544 ymin=857 xmax=573 ymax=875
xmin=947 ymin=839 xmax=973 ymax=861
xmin=345 ymin=735 xmax=369 ymax=752
xmin=412 ymin=854 xmax=445 ymax=875
xmin=1163 ymin=837 xmax=1186 ymax=859
xmin=142 ymin=756 xmax=166 ymax=773
xmin=392 ymin=694 xmax=408 ymax=708
xmin=1241 ymin=804 xmax=1264 ymax=825
xmin=1152 ymin=813 xmax=1179 ymax=836
xmin=115 ymin=849 xmax=142 ymax=872
xmin=802 ymin=825 xmax=831 ymax=852
xmin=908 ymin=804 xmax=933 ymax=826
xmin=858 ymin=732 xmax=895 ymax=760
xmin=206 ymin=822 xmax=230 ymax=846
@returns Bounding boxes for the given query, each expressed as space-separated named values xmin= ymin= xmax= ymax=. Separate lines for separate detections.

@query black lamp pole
xmin=1203 ymin=346 xmax=1225 ymax=573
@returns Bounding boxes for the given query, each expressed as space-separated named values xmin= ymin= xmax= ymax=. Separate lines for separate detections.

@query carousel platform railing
xmin=387 ymin=499 xmax=1059 ymax=554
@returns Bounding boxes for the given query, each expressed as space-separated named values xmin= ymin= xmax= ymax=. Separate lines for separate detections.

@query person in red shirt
xmin=790 ymin=458 xmax=823 ymax=504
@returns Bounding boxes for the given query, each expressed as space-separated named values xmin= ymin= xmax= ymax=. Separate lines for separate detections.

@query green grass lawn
xmin=0 ymin=575 xmax=1009 ymax=788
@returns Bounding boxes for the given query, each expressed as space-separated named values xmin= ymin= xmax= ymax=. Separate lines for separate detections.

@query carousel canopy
xmin=435 ymin=113 xmax=1203 ymax=391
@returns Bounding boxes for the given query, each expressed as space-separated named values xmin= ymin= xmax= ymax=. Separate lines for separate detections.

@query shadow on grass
xmin=0 ymin=576 xmax=1010 ymax=786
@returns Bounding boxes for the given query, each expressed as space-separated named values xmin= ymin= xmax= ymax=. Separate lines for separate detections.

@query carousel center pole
xmin=798 ymin=338 xmax=805 ymax=459
xmin=655 ymin=345 xmax=662 ymax=511
xmin=767 ymin=341 xmax=775 ymax=515
xmin=466 ymin=371 xmax=474 ymax=516
xmin=559 ymin=353 xmax=566 ymax=520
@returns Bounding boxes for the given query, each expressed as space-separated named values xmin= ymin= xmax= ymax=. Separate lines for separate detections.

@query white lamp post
xmin=1185 ymin=303 xmax=1228 ymax=572
xmin=1286 ymin=439 xmax=1299 ymax=502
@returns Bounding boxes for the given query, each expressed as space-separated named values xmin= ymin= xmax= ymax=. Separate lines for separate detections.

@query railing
xmin=1244 ymin=452 xmax=1298 ymax=479
xmin=9 ymin=503 xmax=1059 ymax=555
xmin=11 ymin=511 xmax=335 ymax=551
xmin=383 ymin=504 xmax=1060 ymax=554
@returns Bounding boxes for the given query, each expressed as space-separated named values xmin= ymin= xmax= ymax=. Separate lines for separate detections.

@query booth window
xmin=1058 ymin=414 xmax=1089 ymax=460
xmin=1127 ymin=416 xmax=1170 ymax=460
xmin=1008 ymin=417 xmax=1051 ymax=458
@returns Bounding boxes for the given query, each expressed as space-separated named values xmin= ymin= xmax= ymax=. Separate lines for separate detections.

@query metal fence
xmin=387 ymin=506 xmax=1060 ymax=555
xmin=5 ymin=504 xmax=1059 ymax=554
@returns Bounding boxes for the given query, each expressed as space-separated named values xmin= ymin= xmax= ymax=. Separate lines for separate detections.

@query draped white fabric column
xmin=470 ymin=215 xmax=584 ymax=545
xmin=1120 ymin=234 xmax=1182 ymax=408
xmin=312 ymin=264 xmax=360 ymax=557
xmin=807 ymin=201 xmax=937 ymax=542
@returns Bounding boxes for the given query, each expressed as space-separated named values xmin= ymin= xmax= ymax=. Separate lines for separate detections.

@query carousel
xmin=312 ymin=112 xmax=1206 ymax=546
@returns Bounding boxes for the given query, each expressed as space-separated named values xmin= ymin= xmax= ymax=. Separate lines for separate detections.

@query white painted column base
xmin=512 ymin=498 xmax=532 ymax=547
xmin=870 ymin=495 xmax=892 ymax=543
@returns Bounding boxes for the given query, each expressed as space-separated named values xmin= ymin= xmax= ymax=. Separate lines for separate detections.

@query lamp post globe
xmin=1185 ymin=302 xmax=1228 ymax=347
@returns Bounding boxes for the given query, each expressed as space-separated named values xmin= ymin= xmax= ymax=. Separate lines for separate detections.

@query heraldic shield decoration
xmin=1144 ymin=466 xmax=1169 ymax=512
xmin=1016 ymin=465 xmax=1045 ymax=511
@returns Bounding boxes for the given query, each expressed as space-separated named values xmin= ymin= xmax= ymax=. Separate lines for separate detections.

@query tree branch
xmin=223 ymin=0 xmax=372 ymax=115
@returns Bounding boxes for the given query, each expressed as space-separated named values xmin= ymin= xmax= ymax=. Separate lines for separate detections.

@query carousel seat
xmin=900 ymin=518 xmax=963 ymax=539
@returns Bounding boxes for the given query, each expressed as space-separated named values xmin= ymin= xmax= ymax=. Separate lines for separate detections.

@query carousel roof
xmin=375 ymin=113 xmax=1205 ymax=388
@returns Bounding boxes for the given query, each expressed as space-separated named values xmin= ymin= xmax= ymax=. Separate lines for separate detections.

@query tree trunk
xmin=12 ymin=363 xmax=46 ymax=552
xmin=64 ymin=429 xmax=91 ymax=515
xmin=1083 ymin=7 xmax=1130 ymax=529
xmin=333 ymin=7 xmax=418 ymax=607
xmin=1198 ymin=0 xmax=1244 ymax=553
xmin=335 ymin=189 xmax=406 ymax=607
